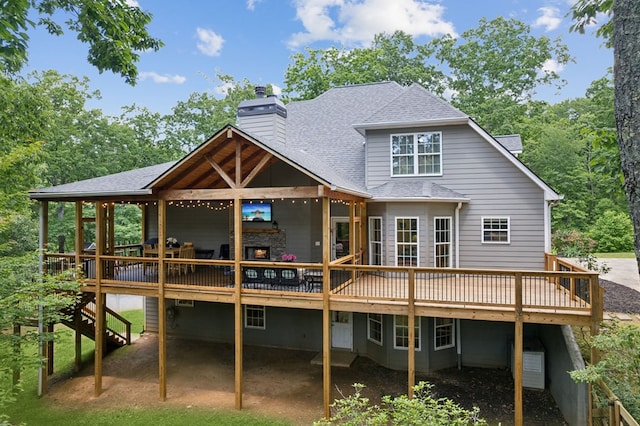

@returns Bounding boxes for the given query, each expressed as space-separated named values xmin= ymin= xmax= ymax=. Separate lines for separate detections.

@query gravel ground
xmin=600 ymin=278 xmax=640 ymax=314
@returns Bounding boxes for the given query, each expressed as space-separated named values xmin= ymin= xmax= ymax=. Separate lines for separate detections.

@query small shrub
xmin=587 ymin=210 xmax=634 ymax=253
xmin=552 ymin=229 xmax=596 ymax=258
xmin=315 ymin=382 xmax=487 ymax=426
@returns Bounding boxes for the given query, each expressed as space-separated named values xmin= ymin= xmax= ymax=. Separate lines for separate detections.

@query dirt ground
xmin=44 ymin=278 xmax=640 ymax=426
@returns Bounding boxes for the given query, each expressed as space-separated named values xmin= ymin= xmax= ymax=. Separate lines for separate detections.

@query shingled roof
xmin=30 ymin=82 xmax=553 ymax=202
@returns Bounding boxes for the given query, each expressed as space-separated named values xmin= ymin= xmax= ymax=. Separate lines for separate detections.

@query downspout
xmin=455 ymin=202 xmax=463 ymax=369
xmin=545 ymin=199 xmax=561 ymax=253
xmin=455 ymin=202 xmax=462 ymax=268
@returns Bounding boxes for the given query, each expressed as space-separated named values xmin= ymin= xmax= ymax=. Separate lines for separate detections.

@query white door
xmin=331 ymin=311 xmax=353 ymax=349
xmin=331 ymin=217 xmax=350 ymax=260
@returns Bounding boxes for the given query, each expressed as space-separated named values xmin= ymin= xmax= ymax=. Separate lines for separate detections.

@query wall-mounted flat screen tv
xmin=241 ymin=202 xmax=272 ymax=222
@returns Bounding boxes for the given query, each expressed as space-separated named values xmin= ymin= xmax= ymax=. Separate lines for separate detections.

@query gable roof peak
xmin=353 ymin=82 xmax=468 ymax=132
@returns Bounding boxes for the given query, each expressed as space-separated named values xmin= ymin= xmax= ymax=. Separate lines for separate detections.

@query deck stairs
xmin=61 ymin=292 xmax=131 ymax=350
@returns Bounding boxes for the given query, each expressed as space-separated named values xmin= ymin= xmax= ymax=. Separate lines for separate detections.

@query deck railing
xmin=45 ymin=253 xmax=600 ymax=318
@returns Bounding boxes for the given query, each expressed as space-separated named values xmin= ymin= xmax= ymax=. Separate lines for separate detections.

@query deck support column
xmin=233 ymin=197 xmax=244 ymax=410
xmin=322 ymin=196 xmax=332 ymax=420
xmin=158 ymin=200 xmax=167 ymax=401
xmin=74 ymin=201 xmax=83 ymax=372
xmin=514 ymin=273 xmax=523 ymax=426
xmin=589 ymin=273 xmax=602 ymax=425
xmin=408 ymin=269 xmax=416 ymax=397
xmin=94 ymin=201 xmax=105 ymax=397
xmin=37 ymin=201 xmax=48 ymax=397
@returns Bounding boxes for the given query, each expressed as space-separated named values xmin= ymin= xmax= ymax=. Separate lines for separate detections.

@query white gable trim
xmin=353 ymin=117 xmax=468 ymax=136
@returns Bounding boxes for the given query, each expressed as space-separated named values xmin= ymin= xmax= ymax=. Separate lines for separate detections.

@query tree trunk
xmin=613 ymin=0 xmax=640 ymax=277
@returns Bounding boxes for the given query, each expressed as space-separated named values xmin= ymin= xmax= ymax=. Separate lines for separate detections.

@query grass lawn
xmin=595 ymin=252 xmax=637 ymax=259
xmin=4 ymin=309 xmax=290 ymax=426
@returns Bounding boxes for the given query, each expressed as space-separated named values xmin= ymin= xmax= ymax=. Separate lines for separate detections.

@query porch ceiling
xmin=149 ymin=127 xmax=279 ymax=191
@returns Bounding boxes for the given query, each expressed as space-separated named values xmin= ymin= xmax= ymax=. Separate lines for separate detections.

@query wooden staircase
xmin=61 ymin=292 xmax=131 ymax=350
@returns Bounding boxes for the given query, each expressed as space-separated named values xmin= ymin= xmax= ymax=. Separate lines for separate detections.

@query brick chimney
xmin=237 ymin=86 xmax=287 ymax=144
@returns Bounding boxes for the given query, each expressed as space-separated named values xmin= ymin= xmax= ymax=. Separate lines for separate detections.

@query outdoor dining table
xmin=143 ymin=247 xmax=181 ymax=258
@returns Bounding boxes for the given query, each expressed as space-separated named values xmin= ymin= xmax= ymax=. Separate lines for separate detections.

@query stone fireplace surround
xmin=229 ymin=229 xmax=286 ymax=261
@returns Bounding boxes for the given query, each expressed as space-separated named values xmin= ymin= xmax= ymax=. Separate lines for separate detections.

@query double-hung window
xmin=391 ymin=132 xmax=442 ymax=176
xmin=482 ymin=217 xmax=510 ymax=243
xmin=394 ymin=315 xmax=421 ymax=350
xmin=244 ymin=305 xmax=266 ymax=329
xmin=396 ymin=217 xmax=418 ymax=266
xmin=434 ymin=317 xmax=455 ymax=350
xmin=368 ymin=313 xmax=383 ymax=345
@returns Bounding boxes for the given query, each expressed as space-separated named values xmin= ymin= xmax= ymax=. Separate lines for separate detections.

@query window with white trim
xmin=369 ymin=217 xmax=383 ymax=266
xmin=482 ymin=217 xmax=510 ymax=243
xmin=391 ymin=132 xmax=442 ymax=176
xmin=434 ymin=317 xmax=455 ymax=350
xmin=394 ymin=315 xmax=421 ymax=350
xmin=244 ymin=305 xmax=265 ymax=329
xmin=367 ymin=313 xmax=383 ymax=345
xmin=396 ymin=217 xmax=418 ymax=266
xmin=434 ymin=217 xmax=452 ymax=267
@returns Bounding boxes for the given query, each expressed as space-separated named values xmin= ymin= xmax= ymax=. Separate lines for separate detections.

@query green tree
xmin=570 ymin=321 xmax=640 ymax=420
xmin=0 ymin=0 xmax=163 ymax=83
xmin=0 ymin=255 xmax=79 ymax=417
xmin=284 ymin=31 xmax=446 ymax=101
xmin=284 ymin=19 xmax=570 ymax=134
xmin=571 ymin=0 xmax=640 ymax=273
xmin=588 ymin=210 xmax=634 ymax=252
xmin=431 ymin=16 xmax=571 ymax=134
xmin=163 ymin=74 xmax=268 ymax=152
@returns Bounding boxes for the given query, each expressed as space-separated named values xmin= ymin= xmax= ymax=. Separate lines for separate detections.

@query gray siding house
xmin=30 ymin=82 xmax=599 ymax=425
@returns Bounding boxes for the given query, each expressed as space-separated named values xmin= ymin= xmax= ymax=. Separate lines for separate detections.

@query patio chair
xmin=168 ymin=246 xmax=191 ymax=276
xmin=278 ymin=268 xmax=302 ymax=288
xmin=142 ymin=243 xmax=156 ymax=274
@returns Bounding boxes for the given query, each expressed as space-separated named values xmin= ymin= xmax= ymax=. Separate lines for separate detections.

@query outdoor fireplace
xmin=245 ymin=246 xmax=270 ymax=260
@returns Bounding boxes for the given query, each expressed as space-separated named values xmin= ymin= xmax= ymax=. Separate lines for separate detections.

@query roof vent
xmin=255 ymin=86 xmax=266 ymax=98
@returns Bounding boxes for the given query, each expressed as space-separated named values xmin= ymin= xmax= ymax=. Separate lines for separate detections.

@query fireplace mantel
xmin=242 ymin=229 xmax=280 ymax=234
xmin=229 ymin=229 xmax=286 ymax=260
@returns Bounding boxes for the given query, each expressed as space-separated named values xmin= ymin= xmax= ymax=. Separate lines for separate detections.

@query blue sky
xmin=23 ymin=0 xmax=611 ymax=116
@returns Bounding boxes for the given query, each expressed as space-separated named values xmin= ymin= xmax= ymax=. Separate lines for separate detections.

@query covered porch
xmin=32 ymin=125 xmax=602 ymax=425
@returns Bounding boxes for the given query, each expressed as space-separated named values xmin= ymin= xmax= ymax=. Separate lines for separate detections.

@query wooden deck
xmin=47 ymin=254 xmax=600 ymax=326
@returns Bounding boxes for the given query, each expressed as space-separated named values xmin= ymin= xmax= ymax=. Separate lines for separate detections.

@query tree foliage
xmin=314 ymin=382 xmax=487 ymax=426
xmin=570 ymin=321 xmax=640 ymax=420
xmin=164 ymin=74 xmax=272 ymax=152
xmin=284 ymin=31 xmax=446 ymax=101
xmin=431 ymin=17 xmax=571 ymax=133
xmin=571 ymin=0 xmax=640 ymax=271
xmin=0 ymin=0 xmax=163 ymax=83
xmin=284 ymin=18 xmax=570 ymax=134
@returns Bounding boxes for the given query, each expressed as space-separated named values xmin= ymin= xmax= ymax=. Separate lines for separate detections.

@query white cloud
xmin=541 ymin=59 xmax=564 ymax=74
xmin=124 ymin=0 xmax=140 ymax=7
xmin=246 ymin=0 xmax=262 ymax=10
xmin=287 ymin=0 xmax=456 ymax=49
xmin=214 ymin=81 xmax=235 ymax=95
xmin=196 ymin=28 xmax=225 ymax=56
xmin=533 ymin=7 xmax=562 ymax=31
xmin=271 ymin=84 xmax=282 ymax=96
xmin=139 ymin=72 xmax=187 ymax=84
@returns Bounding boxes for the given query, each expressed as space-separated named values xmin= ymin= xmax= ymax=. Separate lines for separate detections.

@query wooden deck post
xmin=158 ymin=200 xmax=167 ymax=401
xmin=408 ymin=269 xmax=416 ymax=398
xmin=234 ymin=197 xmax=244 ymax=410
xmin=322 ymin=196 xmax=332 ymax=420
xmin=74 ymin=201 xmax=83 ymax=372
xmin=13 ymin=324 xmax=20 ymax=385
xmin=37 ymin=201 xmax=48 ymax=397
xmin=514 ymin=272 xmax=523 ymax=426
xmin=94 ymin=202 xmax=105 ymax=397
xmin=589 ymin=274 xmax=602 ymax=426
